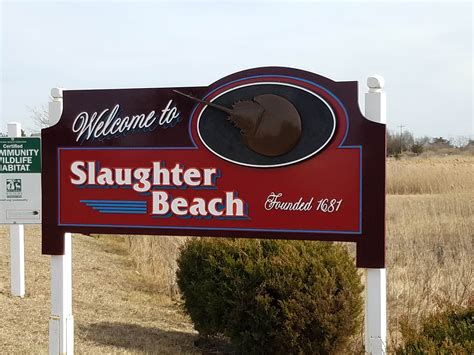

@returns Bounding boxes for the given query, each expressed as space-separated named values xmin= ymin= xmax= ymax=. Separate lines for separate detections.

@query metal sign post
xmin=364 ymin=76 xmax=387 ymax=354
xmin=7 ymin=122 xmax=25 ymax=297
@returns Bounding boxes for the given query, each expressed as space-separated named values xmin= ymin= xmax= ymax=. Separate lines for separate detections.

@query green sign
xmin=0 ymin=138 xmax=41 ymax=173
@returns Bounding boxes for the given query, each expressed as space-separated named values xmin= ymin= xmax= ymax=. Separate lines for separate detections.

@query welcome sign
xmin=42 ymin=67 xmax=386 ymax=267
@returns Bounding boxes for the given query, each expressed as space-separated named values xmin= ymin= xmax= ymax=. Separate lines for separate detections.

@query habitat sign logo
xmin=6 ymin=178 xmax=22 ymax=198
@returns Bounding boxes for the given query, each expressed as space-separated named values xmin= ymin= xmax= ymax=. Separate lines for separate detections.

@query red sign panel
xmin=42 ymin=68 xmax=386 ymax=267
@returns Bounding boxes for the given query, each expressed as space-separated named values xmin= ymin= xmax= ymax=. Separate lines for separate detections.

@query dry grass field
xmin=0 ymin=227 xmax=198 ymax=354
xmin=385 ymin=155 xmax=473 ymax=347
xmin=0 ymin=154 xmax=472 ymax=353
xmin=125 ymin=154 xmax=474 ymax=349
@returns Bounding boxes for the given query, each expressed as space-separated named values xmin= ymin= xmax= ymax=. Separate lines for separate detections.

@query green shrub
xmin=176 ymin=238 xmax=363 ymax=354
xmin=396 ymin=298 xmax=474 ymax=354
xmin=410 ymin=142 xmax=424 ymax=155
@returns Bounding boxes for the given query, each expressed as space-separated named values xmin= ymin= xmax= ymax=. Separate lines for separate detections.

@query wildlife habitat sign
xmin=0 ymin=137 xmax=41 ymax=224
xmin=42 ymin=67 xmax=386 ymax=268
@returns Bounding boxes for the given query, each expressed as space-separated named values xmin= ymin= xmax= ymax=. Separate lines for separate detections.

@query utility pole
xmin=398 ymin=124 xmax=404 ymax=154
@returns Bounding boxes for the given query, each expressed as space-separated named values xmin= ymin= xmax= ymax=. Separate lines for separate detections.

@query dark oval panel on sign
xmin=197 ymin=83 xmax=336 ymax=168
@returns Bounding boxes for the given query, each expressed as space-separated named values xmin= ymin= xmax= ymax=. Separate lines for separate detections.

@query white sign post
xmin=2 ymin=122 xmax=42 ymax=297
xmin=47 ymin=88 xmax=74 ymax=355
xmin=364 ymin=76 xmax=387 ymax=355
xmin=7 ymin=122 xmax=25 ymax=297
xmin=49 ymin=232 xmax=73 ymax=355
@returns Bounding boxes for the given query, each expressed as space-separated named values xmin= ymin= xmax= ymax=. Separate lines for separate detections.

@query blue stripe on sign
xmin=88 ymin=204 xmax=146 ymax=208
xmin=80 ymin=199 xmax=148 ymax=215
xmin=80 ymin=200 xmax=145 ymax=204
xmin=91 ymin=207 xmax=146 ymax=211
xmin=99 ymin=211 xmax=147 ymax=214
xmin=96 ymin=207 xmax=146 ymax=210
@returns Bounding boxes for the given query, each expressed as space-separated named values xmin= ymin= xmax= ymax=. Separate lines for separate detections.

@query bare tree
xmin=387 ymin=129 xmax=415 ymax=155
xmin=28 ymin=104 xmax=50 ymax=131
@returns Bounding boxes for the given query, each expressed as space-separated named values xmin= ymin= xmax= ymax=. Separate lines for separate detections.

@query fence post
xmin=47 ymin=87 xmax=73 ymax=355
xmin=364 ymin=76 xmax=387 ymax=354
xmin=7 ymin=122 xmax=25 ymax=298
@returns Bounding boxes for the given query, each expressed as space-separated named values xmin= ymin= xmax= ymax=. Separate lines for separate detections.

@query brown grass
xmin=387 ymin=155 xmax=474 ymax=194
xmin=386 ymin=155 xmax=474 ymax=347
xmin=123 ymin=235 xmax=188 ymax=298
xmin=0 ymin=227 xmax=198 ymax=354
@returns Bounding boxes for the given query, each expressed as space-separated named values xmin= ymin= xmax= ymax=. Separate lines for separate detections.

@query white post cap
xmin=51 ymin=88 xmax=64 ymax=99
xmin=7 ymin=122 xmax=22 ymax=137
xmin=367 ymin=76 xmax=385 ymax=90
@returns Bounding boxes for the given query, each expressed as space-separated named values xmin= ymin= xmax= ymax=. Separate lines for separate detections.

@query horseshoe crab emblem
xmin=174 ymin=90 xmax=302 ymax=157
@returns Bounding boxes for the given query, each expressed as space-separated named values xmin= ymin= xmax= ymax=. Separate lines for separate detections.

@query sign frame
xmin=41 ymin=67 xmax=386 ymax=269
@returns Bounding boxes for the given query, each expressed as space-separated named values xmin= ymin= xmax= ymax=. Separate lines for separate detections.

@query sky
xmin=0 ymin=1 xmax=472 ymax=139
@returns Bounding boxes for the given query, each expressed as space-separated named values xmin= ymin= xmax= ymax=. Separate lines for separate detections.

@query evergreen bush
xmin=176 ymin=238 xmax=363 ymax=354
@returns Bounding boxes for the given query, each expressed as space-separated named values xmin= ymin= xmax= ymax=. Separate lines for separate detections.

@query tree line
xmin=387 ymin=130 xmax=473 ymax=156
